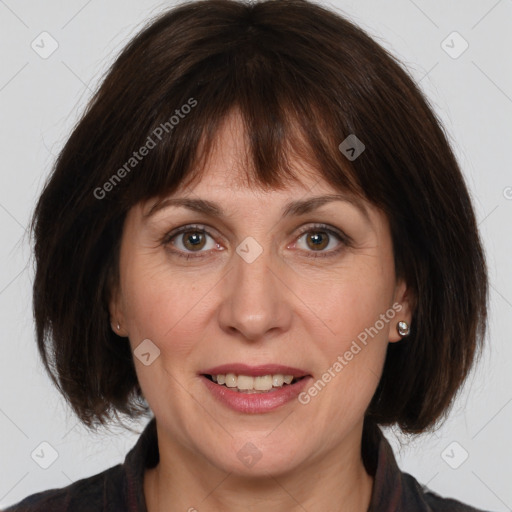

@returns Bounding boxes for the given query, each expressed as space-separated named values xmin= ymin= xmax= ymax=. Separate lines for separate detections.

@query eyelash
xmin=161 ymin=223 xmax=349 ymax=260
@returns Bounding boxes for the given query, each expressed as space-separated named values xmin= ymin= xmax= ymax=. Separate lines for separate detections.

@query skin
xmin=110 ymin=111 xmax=414 ymax=512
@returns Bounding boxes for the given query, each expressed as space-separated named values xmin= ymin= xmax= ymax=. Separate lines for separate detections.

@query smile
xmin=205 ymin=373 xmax=305 ymax=392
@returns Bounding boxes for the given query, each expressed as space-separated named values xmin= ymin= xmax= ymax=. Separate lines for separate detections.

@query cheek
xmin=305 ymin=262 xmax=395 ymax=346
xmin=121 ymin=254 xmax=213 ymax=356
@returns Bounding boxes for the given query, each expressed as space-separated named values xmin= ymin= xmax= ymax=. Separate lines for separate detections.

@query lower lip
xmin=201 ymin=375 xmax=312 ymax=414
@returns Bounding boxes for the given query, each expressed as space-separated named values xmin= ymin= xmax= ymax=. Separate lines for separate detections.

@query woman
xmin=4 ymin=0 xmax=490 ymax=510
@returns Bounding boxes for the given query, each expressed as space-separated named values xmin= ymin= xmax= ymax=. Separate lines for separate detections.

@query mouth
xmin=200 ymin=363 xmax=310 ymax=392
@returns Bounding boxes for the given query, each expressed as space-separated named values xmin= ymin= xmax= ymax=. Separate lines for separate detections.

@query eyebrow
xmin=144 ymin=193 xmax=371 ymax=223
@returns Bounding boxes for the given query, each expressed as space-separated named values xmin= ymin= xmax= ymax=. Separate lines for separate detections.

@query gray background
xmin=1 ymin=0 xmax=511 ymax=510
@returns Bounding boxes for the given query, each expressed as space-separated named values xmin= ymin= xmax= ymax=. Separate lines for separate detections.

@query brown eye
xmin=304 ymin=231 xmax=330 ymax=251
xmin=180 ymin=230 xmax=207 ymax=251
xmin=293 ymin=224 xmax=348 ymax=259
xmin=163 ymin=224 xmax=219 ymax=258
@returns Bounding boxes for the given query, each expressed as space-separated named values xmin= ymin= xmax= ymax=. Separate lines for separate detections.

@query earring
xmin=397 ymin=321 xmax=410 ymax=337
xmin=111 ymin=320 xmax=121 ymax=333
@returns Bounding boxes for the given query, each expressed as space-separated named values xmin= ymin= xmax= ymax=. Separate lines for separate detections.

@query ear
xmin=388 ymin=278 xmax=415 ymax=343
xmin=108 ymin=277 xmax=128 ymax=337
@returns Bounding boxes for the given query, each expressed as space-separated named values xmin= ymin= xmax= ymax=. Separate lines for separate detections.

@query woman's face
xmin=111 ymin=112 xmax=413 ymax=477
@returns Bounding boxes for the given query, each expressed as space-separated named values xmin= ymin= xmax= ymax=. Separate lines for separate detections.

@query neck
xmin=144 ymin=423 xmax=374 ymax=512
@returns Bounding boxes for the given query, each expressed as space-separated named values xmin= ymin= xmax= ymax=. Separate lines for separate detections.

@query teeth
xmin=210 ymin=373 xmax=297 ymax=392
xmin=283 ymin=375 xmax=293 ymax=384
xmin=272 ymin=374 xmax=284 ymax=387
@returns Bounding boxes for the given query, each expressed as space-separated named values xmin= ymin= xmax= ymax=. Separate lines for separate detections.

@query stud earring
xmin=111 ymin=320 xmax=121 ymax=333
xmin=397 ymin=321 xmax=410 ymax=337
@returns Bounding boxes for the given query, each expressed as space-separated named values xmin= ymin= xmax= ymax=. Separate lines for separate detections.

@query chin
xmin=203 ymin=436 xmax=309 ymax=478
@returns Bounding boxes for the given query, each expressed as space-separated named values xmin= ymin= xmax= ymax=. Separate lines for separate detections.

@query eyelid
xmin=294 ymin=223 xmax=351 ymax=244
xmin=160 ymin=223 xmax=220 ymax=245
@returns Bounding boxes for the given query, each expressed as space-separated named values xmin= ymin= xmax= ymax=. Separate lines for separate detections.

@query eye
xmin=162 ymin=223 xmax=349 ymax=260
xmin=292 ymin=224 xmax=348 ymax=258
xmin=163 ymin=224 xmax=221 ymax=258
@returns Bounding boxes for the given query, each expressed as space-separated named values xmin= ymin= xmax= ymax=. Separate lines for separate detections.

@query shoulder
xmin=3 ymin=416 xmax=158 ymax=512
xmin=2 ymin=464 xmax=124 ymax=512
xmin=368 ymin=424 xmax=495 ymax=512
xmin=401 ymin=471 xmax=495 ymax=512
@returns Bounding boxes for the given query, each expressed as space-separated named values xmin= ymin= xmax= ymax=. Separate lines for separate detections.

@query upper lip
xmin=201 ymin=363 xmax=310 ymax=378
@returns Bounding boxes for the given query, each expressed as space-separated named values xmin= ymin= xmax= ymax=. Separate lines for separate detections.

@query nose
xmin=217 ymin=241 xmax=293 ymax=342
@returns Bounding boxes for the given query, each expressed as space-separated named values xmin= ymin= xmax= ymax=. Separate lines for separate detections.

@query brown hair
xmin=31 ymin=0 xmax=488 ymax=433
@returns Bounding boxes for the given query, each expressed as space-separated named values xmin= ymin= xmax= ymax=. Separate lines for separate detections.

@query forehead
xmin=169 ymin=109 xmax=340 ymax=201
